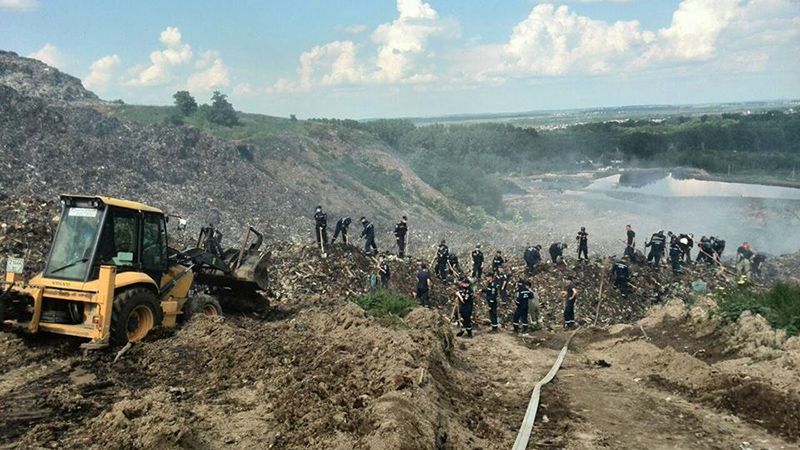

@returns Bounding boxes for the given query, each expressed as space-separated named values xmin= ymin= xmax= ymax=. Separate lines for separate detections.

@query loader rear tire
xmin=182 ymin=294 xmax=222 ymax=322
xmin=110 ymin=288 xmax=162 ymax=345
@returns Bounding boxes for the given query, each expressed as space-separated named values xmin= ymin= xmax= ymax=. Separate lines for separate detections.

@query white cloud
xmin=27 ymin=43 xmax=66 ymax=69
xmin=342 ymin=24 xmax=368 ymax=34
xmin=187 ymin=52 xmax=230 ymax=92
xmin=640 ymin=0 xmax=740 ymax=63
xmin=266 ymin=41 xmax=364 ymax=93
xmin=128 ymin=26 xmax=193 ymax=86
xmin=265 ymin=0 xmax=450 ymax=94
xmin=0 ymin=0 xmax=38 ymax=11
xmin=371 ymin=0 xmax=447 ymax=83
xmin=475 ymin=0 xmax=799 ymax=81
xmin=495 ymin=4 xmax=653 ymax=77
xmin=233 ymin=82 xmax=258 ymax=96
xmin=83 ymin=54 xmax=121 ymax=91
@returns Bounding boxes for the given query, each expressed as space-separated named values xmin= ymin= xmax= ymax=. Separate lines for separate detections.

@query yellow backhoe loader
xmin=0 ymin=195 xmax=269 ymax=348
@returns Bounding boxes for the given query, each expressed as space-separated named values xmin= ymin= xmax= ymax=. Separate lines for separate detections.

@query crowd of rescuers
xmin=313 ymin=207 xmax=763 ymax=339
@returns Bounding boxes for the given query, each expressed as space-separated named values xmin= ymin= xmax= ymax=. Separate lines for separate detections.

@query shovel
xmin=318 ymin=227 xmax=327 ymax=258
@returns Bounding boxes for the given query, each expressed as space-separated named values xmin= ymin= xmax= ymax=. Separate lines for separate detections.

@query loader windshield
xmin=44 ymin=205 xmax=103 ymax=280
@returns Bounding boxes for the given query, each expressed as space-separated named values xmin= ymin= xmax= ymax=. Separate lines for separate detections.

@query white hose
xmin=512 ymin=329 xmax=578 ymax=450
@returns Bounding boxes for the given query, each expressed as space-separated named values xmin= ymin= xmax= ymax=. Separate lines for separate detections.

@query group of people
xmin=313 ymin=206 xmax=408 ymax=257
xmin=622 ymin=226 xmax=762 ymax=278
xmin=313 ymin=208 xmax=764 ymax=339
xmin=413 ymin=261 xmax=579 ymax=338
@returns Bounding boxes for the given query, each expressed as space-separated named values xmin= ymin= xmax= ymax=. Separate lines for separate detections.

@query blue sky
xmin=1 ymin=0 xmax=798 ymax=118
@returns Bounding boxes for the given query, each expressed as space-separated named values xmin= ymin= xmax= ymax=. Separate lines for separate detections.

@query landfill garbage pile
xmin=0 ymin=50 xmax=470 ymax=250
xmin=0 ymin=82 xmax=306 ymax=241
xmin=0 ymin=50 xmax=99 ymax=103
xmin=763 ymin=251 xmax=800 ymax=284
xmin=461 ymin=257 xmax=739 ymax=330
xmin=0 ymin=194 xmax=59 ymax=276
xmin=265 ymin=242 xmax=451 ymax=308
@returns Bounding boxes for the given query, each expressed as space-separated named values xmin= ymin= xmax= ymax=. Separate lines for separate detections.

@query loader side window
xmin=96 ymin=208 xmax=140 ymax=269
xmin=142 ymin=214 xmax=167 ymax=274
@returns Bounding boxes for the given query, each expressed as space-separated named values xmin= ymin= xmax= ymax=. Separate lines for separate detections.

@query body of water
xmin=586 ymin=174 xmax=800 ymax=200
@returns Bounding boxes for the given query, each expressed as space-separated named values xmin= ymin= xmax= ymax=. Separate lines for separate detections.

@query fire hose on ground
xmin=512 ymin=329 xmax=579 ymax=450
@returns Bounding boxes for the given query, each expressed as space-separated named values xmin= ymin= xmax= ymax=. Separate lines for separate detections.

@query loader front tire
xmin=110 ymin=288 xmax=162 ymax=345
xmin=182 ymin=294 xmax=222 ymax=322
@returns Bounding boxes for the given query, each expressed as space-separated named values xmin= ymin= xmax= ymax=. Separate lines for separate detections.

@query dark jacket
xmin=361 ymin=221 xmax=374 ymax=240
xmin=394 ymin=221 xmax=408 ymax=238
xmin=314 ymin=211 xmax=327 ymax=228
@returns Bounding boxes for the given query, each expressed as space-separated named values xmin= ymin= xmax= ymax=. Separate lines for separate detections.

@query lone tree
xmin=172 ymin=90 xmax=198 ymax=116
xmin=206 ymin=91 xmax=239 ymax=126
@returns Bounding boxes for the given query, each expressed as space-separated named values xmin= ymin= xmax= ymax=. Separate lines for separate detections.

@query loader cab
xmin=43 ymin=196 xmax=168 ymax=283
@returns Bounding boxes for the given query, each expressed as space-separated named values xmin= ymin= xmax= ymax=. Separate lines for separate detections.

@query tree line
xmin=327 ymin=111 xmax=799 ymax=216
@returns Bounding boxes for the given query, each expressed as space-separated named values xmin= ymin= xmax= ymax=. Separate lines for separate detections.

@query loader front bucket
xmin=232 ymin=250 xmax=270 ymax=291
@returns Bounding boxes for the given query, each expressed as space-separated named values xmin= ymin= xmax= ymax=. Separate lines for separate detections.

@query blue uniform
xmin=513 ymin=286 xmax=534 ymax=333
xmin=483 ymin=280 xmax=500 ymax=329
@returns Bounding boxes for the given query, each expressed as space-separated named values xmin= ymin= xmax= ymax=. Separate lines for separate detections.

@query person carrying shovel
xmin=314 ymin=206 xmax=328 ymax=255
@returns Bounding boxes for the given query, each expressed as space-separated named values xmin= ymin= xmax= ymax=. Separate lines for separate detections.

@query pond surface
xmin=586 ymin=174 xmax=800 ymax=200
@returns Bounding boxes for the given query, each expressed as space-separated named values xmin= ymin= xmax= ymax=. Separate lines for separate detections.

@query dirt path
xmin=454 ymin=325 xmax=798 ymax=450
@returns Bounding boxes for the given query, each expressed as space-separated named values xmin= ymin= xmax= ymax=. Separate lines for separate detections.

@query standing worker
xmin=331 ymin=216 xmax=351 ymax=244
xmin=496 ymin=267 xmax=510 ymax=304
xmin=736 ymin=242 xmax=754 ymax=278
xmin=562 ymin=276 xmax=579 ymax=329
xmin=482 ymin=272 xmax=500 ymax=333
xmin=415 ymin=262 xmax=432 ymax=307
xmin=314 ymin=206 xmax=328 ymax=247
xmin=455 ymin=277 xmax=474 ymax=338
xmin=377 ymin=254 xmax=390 ymax=289
xmin=359 ymin=217 xmax=377 ymax=256
xmin=669 ymin=239 xmax=683 ymax=274
xmin=394 ymin=216 xmax=408 ymax=258
xmin=513 ymin=279 xmax=535 ymax=336
xmin=435 ymin=240 xmax=450 ymax=281
xmin=576 ymin=227 xmax=589 ymax=260
xmin=646 ymin=230 xmax=666 ymax=268
xmin=471 ymin=244 xmax=484 ymax=279
xmin=492 ymin=250 xmax=505 ymax=272
xmin=677 ymin=233 xmax=694 ymax=263
xmin=751 ymin=253 xmax=766 ymax=278
xmin=611 ymin=257 xmax=630 ymax=298
xmin=625 ymin=225 xmax=636 ymax=260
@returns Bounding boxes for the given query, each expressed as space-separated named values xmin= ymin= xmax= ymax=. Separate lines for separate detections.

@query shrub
xmin=354 ymin=290 xmax=417 ymax=317
xmin=162 ymin=110 xmax=185 ymax=126
xmin=714 ymin=282 xmax=800 ymax=336
xmin=173 ymin=90 xmax=198 ymax=116
xmin=206 ymin=91 xmax=239 ymax=126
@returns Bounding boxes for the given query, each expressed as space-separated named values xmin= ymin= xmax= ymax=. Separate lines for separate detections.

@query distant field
xmin=403 ymin=100 xmax=799 ymax=128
